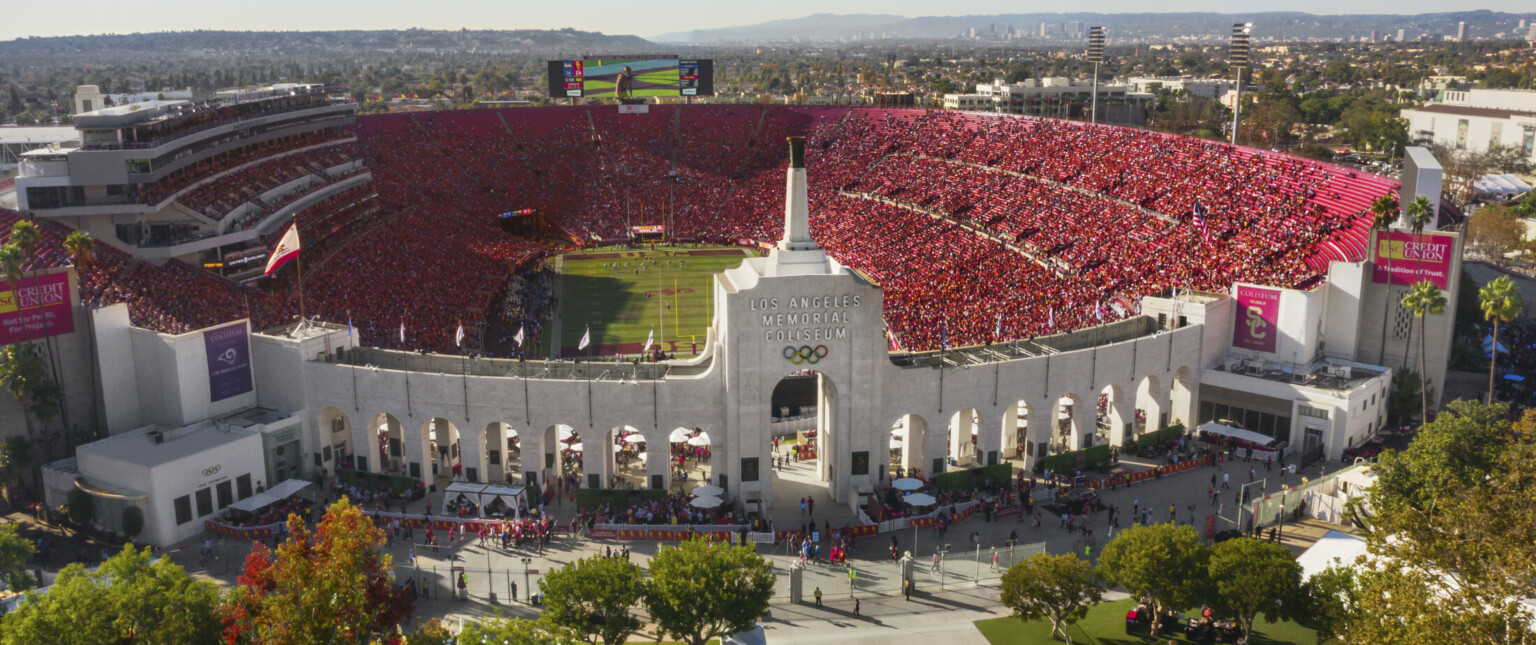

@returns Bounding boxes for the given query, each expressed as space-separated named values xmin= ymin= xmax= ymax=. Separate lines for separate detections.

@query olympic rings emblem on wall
xmin=783 ymin=345 xmax=829 ymax=365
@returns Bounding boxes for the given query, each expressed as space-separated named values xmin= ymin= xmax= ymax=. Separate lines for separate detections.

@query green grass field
xmin=546 ymin=246 xmax=754 ymax=358
xmin=974 ymin=598 xmax=1317 ymax=645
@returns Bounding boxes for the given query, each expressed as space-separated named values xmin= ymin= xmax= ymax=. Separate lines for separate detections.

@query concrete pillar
xmin=1107 ymin=389 xmax=1135 ymax=448
xmin=976 ymin=408 xmax=1003 ymax=466
xmin=1071 ymin=396 xmax=1096 ymax=450
xmin=900 ymin=415 xmax=928 ymax=473
xmin=646 ymin=436 xmax=670 ymax=491
xmin=461 ymin=426 xmax=486 ymax=484
xmin=949 ymin=411 xmax=978 ymax=468
xmin=1170 ymin=373 xmax=1198 ymax=429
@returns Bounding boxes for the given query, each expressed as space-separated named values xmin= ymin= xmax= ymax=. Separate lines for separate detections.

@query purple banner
xmin=1233 ymin=286 xmax=1280 ymax=353
xmin=0 ymin=271 xmax=74 ymax=347
xmin=203 ymin=322 xmax=252 ymax=402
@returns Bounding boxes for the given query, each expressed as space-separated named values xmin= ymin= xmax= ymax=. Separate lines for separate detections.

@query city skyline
xmin=3 ymin=1 xmax=1534 ymax=42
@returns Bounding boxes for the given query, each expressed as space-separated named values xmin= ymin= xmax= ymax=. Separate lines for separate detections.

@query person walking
xmin=1222 ymin=472 xmax=1231 ymax=489
xmin=855 ymin=598 xmax=861 ymax=616
xmin=990 ymin=548 xmax=1000 ymax=573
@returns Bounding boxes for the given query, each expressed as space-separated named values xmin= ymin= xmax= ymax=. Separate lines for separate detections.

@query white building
xmin=1401 ymin=89 xmax=1536 ymax=162
xmin=945 ymin=78 xmax=1147 ymax=123
xmin=1124 ymin=76 xmax=1234 ymax=101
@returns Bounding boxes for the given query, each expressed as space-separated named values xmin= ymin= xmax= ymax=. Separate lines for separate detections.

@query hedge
xmin=337 ymin=468 xmax=420 ymax=496
xmin=1035 ymin=442 xmax=1118 ymax=474
xmin=932 ymin=463 xmax=1013 ymax=492
xmin=1129 ymin=422 xmax=1187 ymax=451
xmin=574 ymin=488 xmax=670 ymax=509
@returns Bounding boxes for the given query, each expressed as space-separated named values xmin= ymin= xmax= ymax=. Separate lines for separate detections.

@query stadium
xmin=1 ymin=86 xmax=1462 ymax=543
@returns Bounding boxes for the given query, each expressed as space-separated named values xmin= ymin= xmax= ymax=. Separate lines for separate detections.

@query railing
xmin=337 ymin=346 xmax=674 ymax=381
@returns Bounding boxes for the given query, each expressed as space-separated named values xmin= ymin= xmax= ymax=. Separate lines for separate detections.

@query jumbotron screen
xmin=547 ymin=57 xmax=713 ymax=98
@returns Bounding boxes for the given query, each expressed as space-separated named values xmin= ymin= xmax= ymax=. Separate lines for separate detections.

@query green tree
xmin=998 ymin=553 xmax=1104 ymax=643
xmin=1400 ymin=280 xmax=1447 ymax=423
xmin=217 ymin=498 xmax=412 ymax=645
xmin=457 ymin=614 xmax=580 ymax=645
xmin=0 ymin=523 xmax=37 ymax=591
xmin=1478 ymin=276 xmax=1522 ymax=403
xmin=1466 ymin=204 xmax=1526 ymax=265
xmin=1206 ymin=537 xmax=1303 ymax=640
xmin=1095 ymin=523 xmax=1210 ymax=637
xmin=643 ymin=537 xmax=775 ymax=645
xmin=0 ymin=544 xmax=220 ymax=645
xmin=539 ymin=555 xmax=644 ymax=645
xmin=1370 ymin=193 xmax=1400 ymax=361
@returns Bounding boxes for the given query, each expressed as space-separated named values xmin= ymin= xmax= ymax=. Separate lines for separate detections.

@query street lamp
xmin=1229 ymin=22 xmax=1253 ymax=145
xmin=1087 ymin=27 xmax=1106 ymax=125
xmin=520 ymin=556 xmax=533 ymax=603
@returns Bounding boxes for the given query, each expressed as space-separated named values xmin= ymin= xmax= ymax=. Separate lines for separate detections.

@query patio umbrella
xmin=687 ymin=435 xmax=711 ymax=446
xmin=558 ymin=427 xmax=576 ymax=441
xmin=669 ymin=428 xmax=691 ymax=442
xmin=892 ymin=478 xmax=924 ymax=491
xmin=693 ymin=484 xmax=725 ymax=497
xmin=568 ymin=443 xmax=584 ymax=452
xmin=689 ymin=495 xmax=723 ymax=509
xmin=889 ymin=438 xmax=904 ymax=450
xmin=1504 ymin=374 xmax=1525 ymax=382
xmin=904 ymin=493 xmax=937 ymax=506
xmin=623 ymin=434 xmax=647 ymax=444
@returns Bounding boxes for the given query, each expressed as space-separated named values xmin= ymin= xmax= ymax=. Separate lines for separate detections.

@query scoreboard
xmin=547 ymin=58 xmax=713 ymax=98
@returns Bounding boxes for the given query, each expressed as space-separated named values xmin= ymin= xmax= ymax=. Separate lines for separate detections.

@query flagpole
xmin=293 ymin=215 xmax=306 ymax=322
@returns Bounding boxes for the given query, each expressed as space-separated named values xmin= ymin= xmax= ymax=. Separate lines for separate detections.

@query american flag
xmin=1192 ymin=201 xmax=1209 ymax=243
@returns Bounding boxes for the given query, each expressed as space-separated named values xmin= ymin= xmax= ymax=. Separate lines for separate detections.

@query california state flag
xmin=263 ymin=224 xmax=301 ymax=275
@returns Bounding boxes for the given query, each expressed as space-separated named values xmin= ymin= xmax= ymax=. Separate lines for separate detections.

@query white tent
xmin=443 ymin=482 xmax=528 ymax=519
xmin=229 ymin=479 xmax=313 ymax=514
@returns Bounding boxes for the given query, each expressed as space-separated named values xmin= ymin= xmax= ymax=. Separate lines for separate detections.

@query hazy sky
xmin=2 ymin=0 xmax=1527 ymax=41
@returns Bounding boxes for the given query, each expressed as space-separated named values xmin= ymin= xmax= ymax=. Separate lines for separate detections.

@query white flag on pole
xmin=643 ymin=328 xmax=654 ymax=353
xmin=578 ymin=327 xmax=591 ymax=351
xmin=399 ymin=320 xmax=405 ymax=345
xmin=514 ymin=325 xmax=525 ymax=347
xmin=455 ymin=323 xmax=465 ymax=347
xmin=1047 ymin=307 xmax=1054 ymax=329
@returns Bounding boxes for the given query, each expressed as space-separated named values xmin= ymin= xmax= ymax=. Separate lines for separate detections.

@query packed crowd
xmin=176 ymin=144 xmax=359 ymax=219
xmin=136 ymin=129 xmax=351 ymax=206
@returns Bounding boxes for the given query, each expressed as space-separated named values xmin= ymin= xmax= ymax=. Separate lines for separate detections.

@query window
xmin=1489 ymin=122 xmax=1503 ymax=150
xmin=741 ymin=457 xmax=759 ymax=482
xmin=236 ymin=474 xmax=253 ymax=500
xmin=216 ymin=481 xmax=233 ymax=509
xmin=195 ymin=488 xmax=213 ymax=517
xmin=488 ymin=449 xmax=500 ymax=465
xmin=851 ymin=451 xmax=869 ymax=476
xmin=174 ymin=495 xmax=193 ymax=525
xmin=126 ymin=159 xmax=152 ymax=174
xmin=1299 ymin=405 xmax=1330 ymax=420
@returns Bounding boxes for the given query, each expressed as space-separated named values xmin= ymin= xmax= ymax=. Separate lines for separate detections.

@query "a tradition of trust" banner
xmin=1372 ymin=231 xmax=1453 ymax=289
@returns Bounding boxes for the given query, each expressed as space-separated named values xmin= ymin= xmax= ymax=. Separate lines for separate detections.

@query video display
xmin=547 ymin=58 xmax=713 ymax=98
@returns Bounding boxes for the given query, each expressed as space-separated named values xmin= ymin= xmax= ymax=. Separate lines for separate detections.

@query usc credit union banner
xmin=0 ymin=272 xmax=74 ymax=347
xmin=1372 ymin=231 xmax=1452 ymax=289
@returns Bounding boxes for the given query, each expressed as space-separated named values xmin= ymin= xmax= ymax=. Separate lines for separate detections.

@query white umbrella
xmin=693 ymin=484 xmax=724 ymax=497
xmin=558 ymin=427 xmax=576 ymax=441
xmin=669 ymin=428 xmax=691 ymax=442
xmin=623 ymin=434 xmax=647 ymax=444
xmin=892 ymin=478 xmax=924 ymax=491
xmin=689 ymin=495 xmax=723 ymax=509
xmin=687 ymin=435 xmax=711 ymax=446
xmin=568 ymin=443 xmax=584 ymax=452
xmin=638 ymin=452 xmax=648 ymax=464
xmin=889 ymin=438 xmax=904 ymax=450
xmin=904 ymin=493 xmax=937 ymax=506
xmin=505 ymin=427 xmax=518 ymax=438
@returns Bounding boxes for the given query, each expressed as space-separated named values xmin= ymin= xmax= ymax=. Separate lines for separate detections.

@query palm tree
xmin=1401 ymin=280 xmax=1447 ymax=425
xmin=1369 ymin=193 xmax=1399 ymax=362
xmin=1478 ymin=276 xmax=1523 ymax=405
xmin=63 ymin=231 xmax=95 ymax=269
xmin=8 ymin=221 xmax=70 ymax=456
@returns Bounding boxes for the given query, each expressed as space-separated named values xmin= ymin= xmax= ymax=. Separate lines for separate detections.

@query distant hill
xmin=0 ymin=29 xmax=659 ymax=59
xmin=652 ymin=10 xmax=1536 ymax=43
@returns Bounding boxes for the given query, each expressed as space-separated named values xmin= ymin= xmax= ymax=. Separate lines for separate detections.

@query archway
xmin=1135 ymin=374 xmax=1165 ymax=441
xmin=607 ymin=425 xmax=647 ymax=489
xmin=768 ymin=370 xmax=839 ymax=506
xmin=425 ymin=417 xmax=461 ymax=483
xmin=366 ymin=413 xmax=404 ymax=475
xmin=1002 ymin=400 xmax=1032 ymax=467
xmin=1052 ymin=395 xmax=1081 ymax=454
xmin=891 ymin=414 xmax=930 ymax=479
xmin=1171 ymin=366 xmax=1197 ymax=429
xmin=673 ymin=429 xmax=712 ymax=494
xmin=947 ymin=408 xmax=981 ymax=470
xmin=543 ymin=424 xmax=582 ymax=489
xmin=1097 ymin=383 xmax=1129 ymax=448
xmin=485 ymin=422 xmax=522 ymax=484
xmin=318 ymin=406 xmax=351 ymax=473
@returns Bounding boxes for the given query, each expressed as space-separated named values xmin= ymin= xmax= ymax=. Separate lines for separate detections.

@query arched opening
xmin=670 ymin=428 xmax=712 ymax=494
xmin=426 ymin=417 xmax=462 ymax=484
xmin=769 ymin=370 xmax=839 ymax=505
xmin=607 ymin=425 xmax=647 ymax=489
xmin=318 ymin=407 xmax=351 ymax=473
xmin=367 ymin=413 xmax=404 ymax=475
xmin=1002 ymin=400 xmax=1032 ymax=468
xmin=946 ymin=408 xmax=981 ymax=470
xmin=1097 ymin=383 xmax=1127 ymax=448
xmin=485 ymin=422 xmax=522 ymax=484
xmin=890 ymin=414 xmax=929 ymax=479
xmin=1135 ymin=374 xmax=1165 ymax=441
xmin=1052 ymin=395 xmax=1080 ymax=454
xmin=544 ymin=424 xmax=582 ymax=489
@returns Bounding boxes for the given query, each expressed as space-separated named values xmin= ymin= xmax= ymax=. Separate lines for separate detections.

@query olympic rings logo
xmin=783 ymin=345 xmax=829 ymax=365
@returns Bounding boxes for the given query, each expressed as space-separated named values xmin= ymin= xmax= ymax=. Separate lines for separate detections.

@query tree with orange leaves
xmin=217 ymin=498 xmax=414 ymax=645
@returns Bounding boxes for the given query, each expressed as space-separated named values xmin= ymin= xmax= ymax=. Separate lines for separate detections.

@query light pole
xmin=1087 ymin=27 xmax=1105 ymax=125
xmin=1229 ymin=22 xmax=1252 ymax=145
xmin=520 ymin=556 xmax=533 ymax=604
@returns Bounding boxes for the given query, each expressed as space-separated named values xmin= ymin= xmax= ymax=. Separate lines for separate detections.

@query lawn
xmin=974 ymin=598 xmax=1317 ymax=645
xmin=548 ymin=246 xmax=753 ymax=358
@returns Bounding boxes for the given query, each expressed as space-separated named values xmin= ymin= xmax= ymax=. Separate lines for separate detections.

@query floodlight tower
xmin=1229 ymin=22 xmax=1252 ymax=145
xmin=1087 ymin=26 xmax=1106 ymax=125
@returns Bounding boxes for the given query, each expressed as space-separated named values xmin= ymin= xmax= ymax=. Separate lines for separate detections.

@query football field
xmin=545 ymin=246 xmax=756 ymax=358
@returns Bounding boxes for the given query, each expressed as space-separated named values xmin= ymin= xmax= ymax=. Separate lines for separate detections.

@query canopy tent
xmin=904 ymin=493 xmax=937 ymax=506
xmin=1483 ymin=335 xmax=1509 ymax=354
xmin=442 ymin=482 xmax=528 ymax=519
xmin=889 ymin=438 xmax=904 ymax=450
xmin=1505 ymin=374 xmax=1525 ymax=383
xmin=229 ymin=479 xmax=313 ymax=514
xmin=892 ymin=478 xmax=924 ymax=491
xmin=623 ymin=434 xmax=646 ymax=444
xmin=1196 ymin=421 xmax=1281 ymax=450
xmin=558 ymin=427 xmax=576 ymax=441
xmin=669 ymin=428 xmax=692 ymax=443
xmin=690 ymin=495 xmax=723 ymax=509
xmin=568 ymin=443 xmax=584 ymax=452
xmin=687 ymin=435 xmax=711 ymax=446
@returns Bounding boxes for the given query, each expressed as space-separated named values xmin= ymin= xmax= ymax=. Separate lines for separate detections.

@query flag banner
xmin=1048 ymin=307 xmax=1054 ymax=329
xmin=263 ymin=224 xmax=301 ymax=275
xmin=204 ymin=322 xmax=253 ymax=402
xmin=400 ymin=321 xmax=405 ymax=345
xmin=1232 ymin=285 xmax=1281 ymax=353
xmin=578 ymin=327 xmax=591 ymax=350
xmin=455 ymin=324 xmax=465 ymax=347
xmin=514 ymin=326 xmax=525 ymax=347
xmin=643 ymin=328 xmax=654 ymax=353
xmin=347 ymin=316 xmax=354 ymax=338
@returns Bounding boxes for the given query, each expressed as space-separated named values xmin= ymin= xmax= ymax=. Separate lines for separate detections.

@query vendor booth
xmin=442 ymin=482 xmax=528 ymax=519
xmin=224 ymin=479 xmax=316 ymax=525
